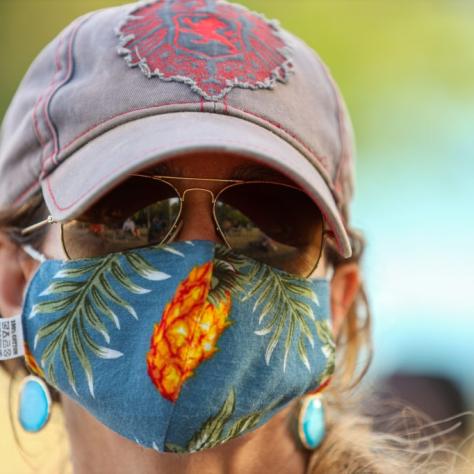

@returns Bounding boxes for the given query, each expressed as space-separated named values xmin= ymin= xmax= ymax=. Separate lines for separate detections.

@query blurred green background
xmin=1 ymin=1 xmax=473 ymax=472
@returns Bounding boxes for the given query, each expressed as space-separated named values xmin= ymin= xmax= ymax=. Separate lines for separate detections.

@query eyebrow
xmin=145 ymin=162 xmax=290 ymax=180
xmin=229 ymin=164 xmax=291 ymax=182
xmin=145 ymin=163 xmax=174 ymax=176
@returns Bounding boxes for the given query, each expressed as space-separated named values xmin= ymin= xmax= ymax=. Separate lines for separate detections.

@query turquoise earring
xmin=297 ymin=394 xmax=326 ymax=450
xmin=18 ymin=375 xmax=52 ymax=432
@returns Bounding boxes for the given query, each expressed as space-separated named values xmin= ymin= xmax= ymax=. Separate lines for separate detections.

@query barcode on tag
xmin=0 ymin=314 xmax=24 ymax=360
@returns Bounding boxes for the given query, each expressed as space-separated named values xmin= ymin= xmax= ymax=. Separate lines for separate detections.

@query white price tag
xmin=0 ymin=314 xmax=25 ymax=360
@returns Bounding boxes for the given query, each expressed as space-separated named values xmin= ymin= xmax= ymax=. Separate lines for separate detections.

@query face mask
xmin=8 ymin=240 xmax=335 ymax=453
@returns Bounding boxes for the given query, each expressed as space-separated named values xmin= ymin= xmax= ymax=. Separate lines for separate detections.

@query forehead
xmin=143 ymin=151 xmax=297 ymax=185
xmin=76 ymin=151 xmax=303 ymax=222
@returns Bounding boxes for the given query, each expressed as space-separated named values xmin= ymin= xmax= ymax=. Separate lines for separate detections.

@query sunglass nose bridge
xmin=181 ymin=188 xmax=216 ymax=201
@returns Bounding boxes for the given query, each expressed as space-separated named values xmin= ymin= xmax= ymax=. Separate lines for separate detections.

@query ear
xmin=0 ymin=233 xmax=36 ymax=317
xmin=329 ymin=262 xmax=361 ymax=339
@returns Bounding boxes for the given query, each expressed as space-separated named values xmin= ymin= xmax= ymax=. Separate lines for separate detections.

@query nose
xmin=173 ymin=190 xmax=221 ymax=243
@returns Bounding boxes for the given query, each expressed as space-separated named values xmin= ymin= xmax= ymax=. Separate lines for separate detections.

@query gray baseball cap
xmin=0 ymin=0 xmax=356 ymax=258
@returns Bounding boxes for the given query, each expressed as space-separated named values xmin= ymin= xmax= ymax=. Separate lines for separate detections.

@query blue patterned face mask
xmin=16 ymin=240 xmax=335 ymax=452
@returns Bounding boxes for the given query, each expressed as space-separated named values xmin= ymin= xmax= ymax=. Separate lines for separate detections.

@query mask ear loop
xmin=59 ymin=223 xmax=74 ymax=261
xmin=326 ymin=265 xmax=335 ymax=281
xmin=22 ymin=245 xmax=47 ymax=264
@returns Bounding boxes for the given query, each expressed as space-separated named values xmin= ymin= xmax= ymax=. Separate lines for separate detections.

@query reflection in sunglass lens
xmin=62 ymin=177 xmax=181 ymax=259
xmin=215 ymin=183 xmax=324 ymax=276
xmin=61 ymin=177 xmax=324 ymax=277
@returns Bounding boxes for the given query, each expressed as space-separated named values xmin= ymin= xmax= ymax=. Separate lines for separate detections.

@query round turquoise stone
xmin=301 ymin=396 xmax=325 ymax=449
xmin=18 ymin=377 xmax=50 ymax=432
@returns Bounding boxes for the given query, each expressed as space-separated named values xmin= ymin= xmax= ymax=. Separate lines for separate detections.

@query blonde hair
xmin=0 ymin=194 xmax=471 ymax=473
xmin=306 ymin=231 xmax=471 ymax=473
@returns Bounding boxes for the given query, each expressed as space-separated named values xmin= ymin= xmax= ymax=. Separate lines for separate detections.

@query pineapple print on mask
xmin=147 ymin=262 xmax=232 ymax=402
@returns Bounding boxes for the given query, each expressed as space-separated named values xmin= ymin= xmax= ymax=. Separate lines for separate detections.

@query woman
xmin=0 ymin=1 xmax=457 ymax=473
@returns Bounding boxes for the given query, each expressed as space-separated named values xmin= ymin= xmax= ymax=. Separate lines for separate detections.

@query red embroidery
xmin=117 ymin=0 xmax=293 ymax=100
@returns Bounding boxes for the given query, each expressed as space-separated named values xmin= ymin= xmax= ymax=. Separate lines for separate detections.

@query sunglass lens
xmin=215 ymin=183 xmax=324 ymax=276
xmin=62 ymin=176 xmax=181 ymax=259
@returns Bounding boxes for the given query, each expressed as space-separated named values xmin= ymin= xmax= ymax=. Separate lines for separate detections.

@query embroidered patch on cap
xmin=116 ymin=0 xmax=293 ymax=101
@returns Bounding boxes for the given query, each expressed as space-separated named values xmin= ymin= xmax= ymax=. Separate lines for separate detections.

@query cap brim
xmin=41 ymin=112 xmax=352 ymax=258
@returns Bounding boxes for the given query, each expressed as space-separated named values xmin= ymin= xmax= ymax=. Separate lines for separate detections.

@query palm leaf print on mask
xmin=315 ymin=319 xmax=336 ymax=382
xmin=213 ymin=245 xmax=334 ymax=373
xmin=165 ymin=388 xmax=270 ymax=453
xmin=208 ymin=246 xmax=248 ymax=306
xmin=147 ymin=262 xmax=233 ymax=403
xmin=215 ymin=246 xmax=327 ymax=372
xmin=243 ymin=261 xmax=323 ymax=371
xmin=30 ymin=252 xmax=170 ymax=397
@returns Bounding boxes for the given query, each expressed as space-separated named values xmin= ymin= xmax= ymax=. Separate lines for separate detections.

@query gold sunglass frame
xmin=20 ymin=174 xmax=331 ymax=276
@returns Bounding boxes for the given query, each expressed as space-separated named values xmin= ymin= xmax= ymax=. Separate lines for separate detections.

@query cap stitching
xmin=40 ymin=13 xmax=96 ymax=178
xmin=315 ymin=57 xmax=347 ymax=207
xmin=48 ymin=102 xmax=201 ymax=161
xmin=15 ymin=104 xmax=335 ymax=208
xmin=32 ymin=33 xmax=66 ymax=155
xmin=332 ymin=92 xmax=348 ymax=199
xmin=46 ymin=138 xmax=306 ymax=210
xmin=221 ymin=105 xmax=338 ymax=199
xmin=13 ymin=102 xmax=204 ymax=205
xmin=36 ymin=21 xmax=77 ymax=177
xmin=51 ymin=18 xmax=88 ymax=167
xmin=42 ymin=28 xmax=73 ymax=171
xmin=43 ymin=137 xmax=346 ymax=255
xmin=36 ymin=103 xmax=331 ymax=190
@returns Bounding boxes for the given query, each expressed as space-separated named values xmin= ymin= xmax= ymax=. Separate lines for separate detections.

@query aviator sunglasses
xmin=20 ymin=174 xmax=334 ymax=277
